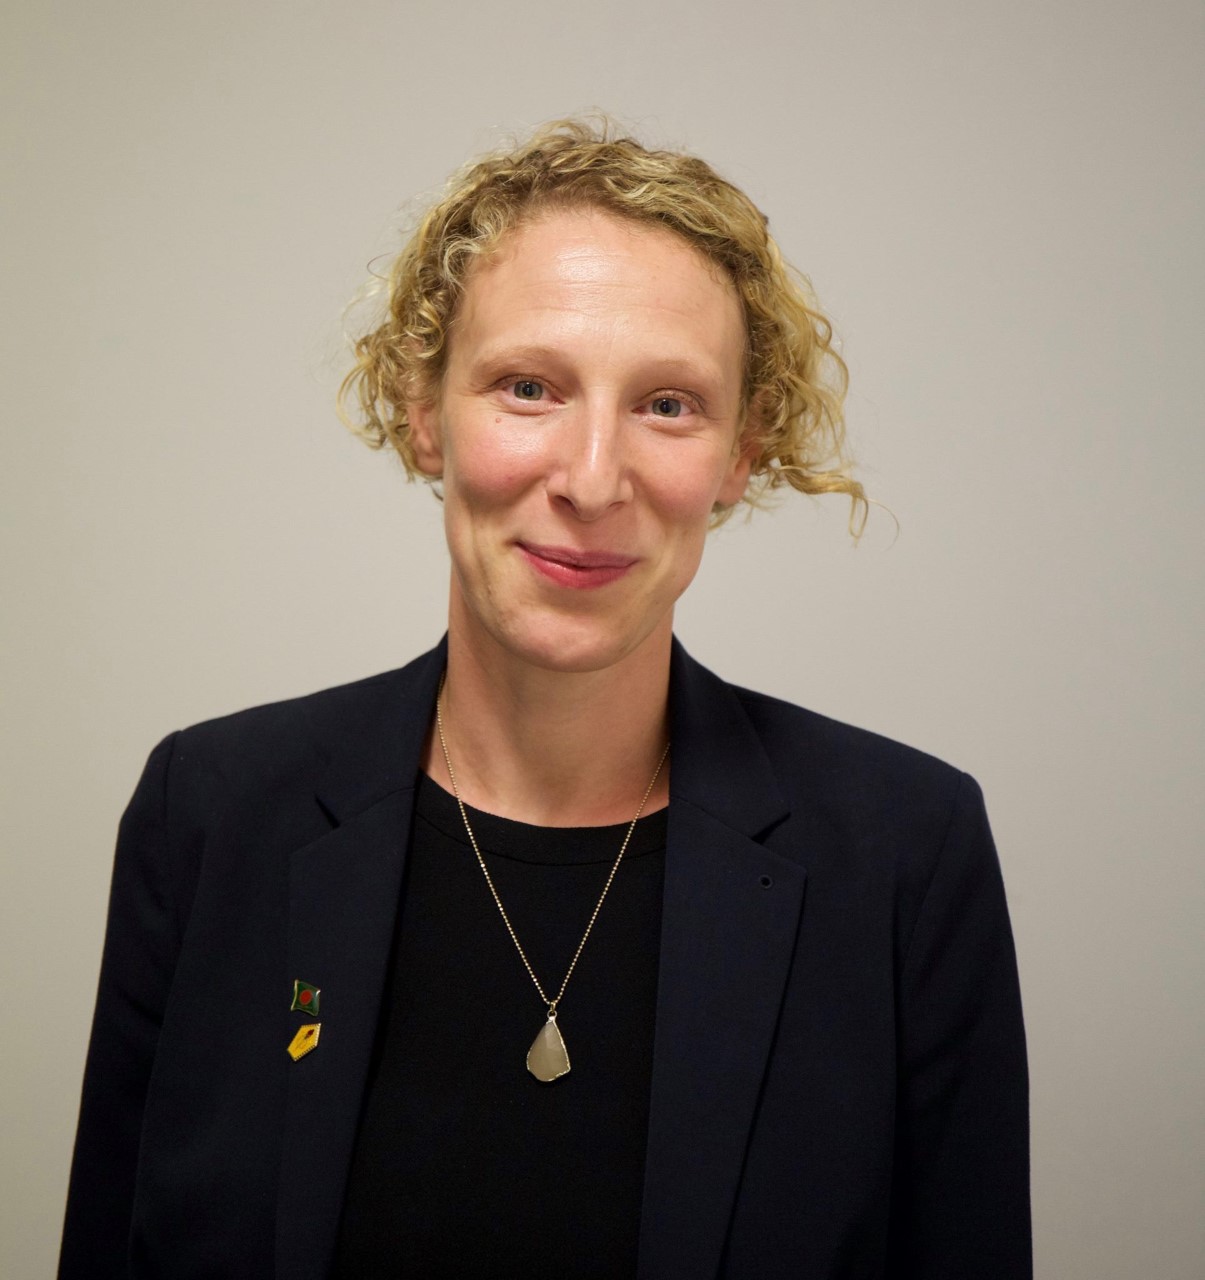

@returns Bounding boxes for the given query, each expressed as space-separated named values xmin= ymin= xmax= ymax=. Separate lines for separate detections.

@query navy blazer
xmin=61 ymin=638 xmax=1030 ymax=1278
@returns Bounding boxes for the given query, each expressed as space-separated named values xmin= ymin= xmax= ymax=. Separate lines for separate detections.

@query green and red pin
xmin=290 ymin=980 xmax=320 ymax=1015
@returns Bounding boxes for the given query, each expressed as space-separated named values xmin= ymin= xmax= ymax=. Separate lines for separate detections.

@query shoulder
xmin=166 ymin=641 xmax=445 ymax=808
xmin=153 ymin=669 xmax=392 ymax=825
xmin=670 ymin=640 xmax=979 ymax=854
xmin=708 ymin=681 xmax=1012 ymax=1007
xmin=176 ymin=645 xmax=443 ymax=783
xmin=172 ymin=666 xmax=406 ymax=775
xmin=722 ymin=681 xmax=993 ymax=915
xmin=727 ymin=680 xmax=962 ymax=788
xmin=729 ymin=681 xmax=971 ymax=817
xmin=115 ymin=648 xmax=444 ymax=924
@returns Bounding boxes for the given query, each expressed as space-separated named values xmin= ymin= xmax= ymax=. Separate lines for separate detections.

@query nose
xmin=545 ymin=401 xmax=633 ymax=521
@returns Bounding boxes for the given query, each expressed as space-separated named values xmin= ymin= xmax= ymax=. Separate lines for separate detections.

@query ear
xmin=407 ymin=395 xmax=444 ymax=478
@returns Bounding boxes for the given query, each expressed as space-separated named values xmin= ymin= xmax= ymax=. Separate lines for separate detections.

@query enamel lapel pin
xmin=287 ymin=980 xmax=322 ymax=1061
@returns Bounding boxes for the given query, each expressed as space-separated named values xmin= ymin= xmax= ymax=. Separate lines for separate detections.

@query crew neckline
xmin=415 ymin=771 xmax=668 ymax=866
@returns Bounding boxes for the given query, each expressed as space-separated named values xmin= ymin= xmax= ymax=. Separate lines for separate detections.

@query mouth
xmin=516 ymin=542 xmax=638 ymax=589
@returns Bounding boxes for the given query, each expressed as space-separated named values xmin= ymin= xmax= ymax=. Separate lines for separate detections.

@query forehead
xmin=449 ymin=208 xmax=746 ymax=383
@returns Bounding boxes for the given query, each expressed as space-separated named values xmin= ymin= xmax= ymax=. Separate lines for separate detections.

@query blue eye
xmin=651 ymin=397 xmax=683 ymax=417
xmin=513 ymin=380 xmax=544 ymax=401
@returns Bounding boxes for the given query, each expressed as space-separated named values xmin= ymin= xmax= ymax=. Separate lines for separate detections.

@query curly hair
xmin=340 ymin=116 xmax=866 ymax=530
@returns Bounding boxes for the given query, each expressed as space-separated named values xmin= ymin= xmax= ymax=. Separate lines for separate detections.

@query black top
xmin=333 ymin=772 xmax=668 ymax=1278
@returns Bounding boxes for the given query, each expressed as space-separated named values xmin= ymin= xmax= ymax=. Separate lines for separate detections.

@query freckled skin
xmin=409 ymin=209 xmax=753 ymax=678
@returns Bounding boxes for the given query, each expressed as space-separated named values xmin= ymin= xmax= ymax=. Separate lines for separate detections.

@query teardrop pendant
xmin=527 ymin=1014 xmax=571 ymax=1082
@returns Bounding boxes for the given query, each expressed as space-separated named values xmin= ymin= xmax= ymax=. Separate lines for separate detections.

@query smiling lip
xmin=517 ymin=542 xmax=638 ymax=589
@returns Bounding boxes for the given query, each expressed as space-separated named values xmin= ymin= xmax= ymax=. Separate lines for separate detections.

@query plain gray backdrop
xmin=3 ymin=1 xmax=1202 ymax=1275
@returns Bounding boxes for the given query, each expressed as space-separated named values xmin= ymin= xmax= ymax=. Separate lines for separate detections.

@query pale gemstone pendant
xmin=527 ymin=1014 xmax=571 ymax=1082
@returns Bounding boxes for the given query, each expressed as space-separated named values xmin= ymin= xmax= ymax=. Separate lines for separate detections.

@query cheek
xmin=445 ymin=426 xmax=545 ymax=511
xmin=641 ymin=460 xmax=722 ymax=594
xmin=648 ymin=448 xmax=736 ymax=524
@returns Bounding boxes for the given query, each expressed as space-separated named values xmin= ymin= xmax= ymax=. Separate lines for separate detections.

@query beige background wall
xmin=3 ymin=1 xmax=1202 ymax=1275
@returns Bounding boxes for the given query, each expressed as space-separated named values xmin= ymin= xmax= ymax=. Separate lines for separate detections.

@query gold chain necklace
xmin=435 ymin=677 xmax=669 ymax=1083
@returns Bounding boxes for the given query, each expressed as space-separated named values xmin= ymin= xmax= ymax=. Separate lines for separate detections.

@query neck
xmin=425 ymin=621 xmax=673 ymax=828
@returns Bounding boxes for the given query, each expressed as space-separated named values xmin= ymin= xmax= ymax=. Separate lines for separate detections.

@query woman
xmin=60 ymin=120 xmax=1030 ymax=1278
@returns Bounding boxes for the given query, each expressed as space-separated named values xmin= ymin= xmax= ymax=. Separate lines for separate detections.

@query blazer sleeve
xmin=59 ymin=732 xmax=188 ymax=1279
xmin=888 ymin=773 xmax=1031 ymax=1278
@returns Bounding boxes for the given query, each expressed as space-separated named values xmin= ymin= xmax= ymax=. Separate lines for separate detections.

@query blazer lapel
xmin=275 ymin=642 xmax=446 ymax=1280
xmin=638 ymin=643 xmax=806 ymax=1280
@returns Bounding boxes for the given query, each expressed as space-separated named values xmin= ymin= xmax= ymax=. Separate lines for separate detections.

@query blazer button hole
xmin=759 ymin=874 xmax=773 ymax=889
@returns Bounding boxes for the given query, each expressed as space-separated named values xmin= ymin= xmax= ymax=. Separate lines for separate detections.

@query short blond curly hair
xmin=340 ymin=117 xmax=866 ymax=529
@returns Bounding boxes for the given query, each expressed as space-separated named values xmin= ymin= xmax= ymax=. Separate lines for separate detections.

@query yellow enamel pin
xmin=287 ymin=1023 xmax=321 ymax=1062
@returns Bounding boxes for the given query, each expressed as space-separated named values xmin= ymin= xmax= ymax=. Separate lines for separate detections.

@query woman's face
xmin=409 ymin=207 xmax=752 ymax=675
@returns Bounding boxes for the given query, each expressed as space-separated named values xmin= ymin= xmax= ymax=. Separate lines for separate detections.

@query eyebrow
xmin=464 ymin=343 xmax=733 ymax=392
